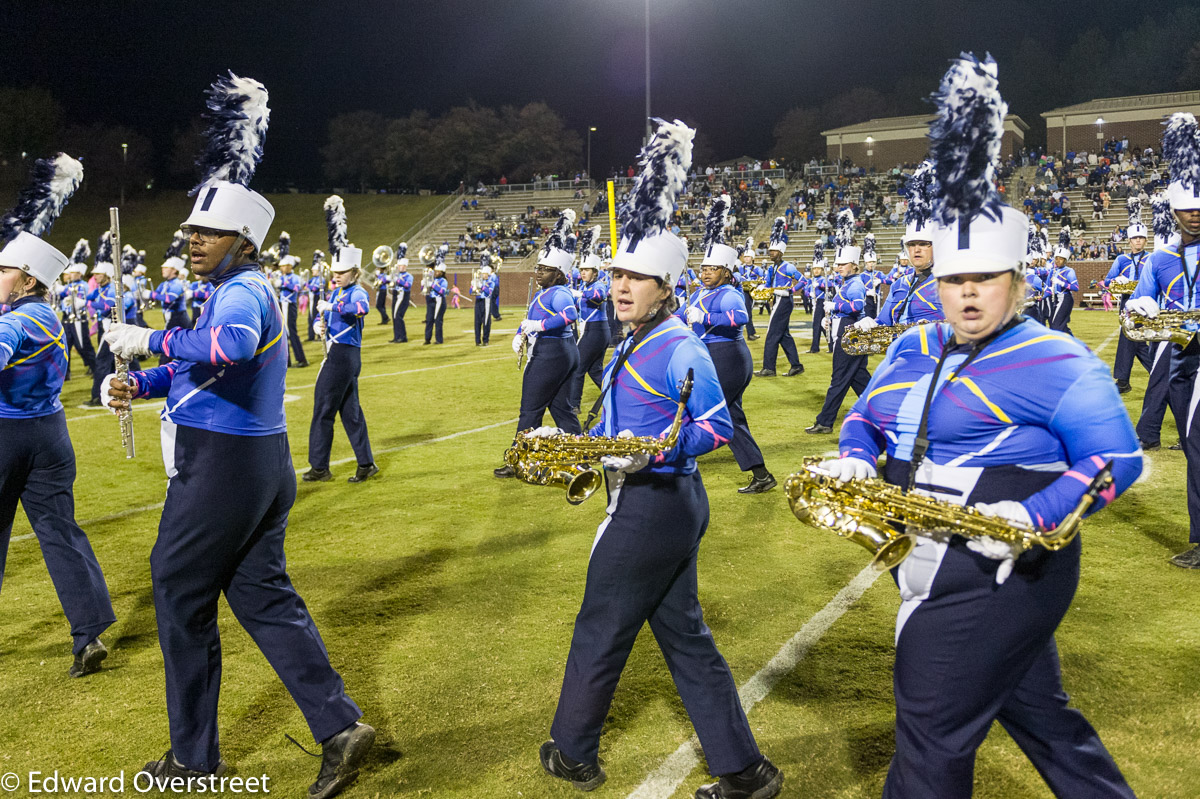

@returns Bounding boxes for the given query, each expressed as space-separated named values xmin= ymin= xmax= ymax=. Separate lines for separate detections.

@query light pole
xmin=587 ymin=127 xmax=597 ymax=182
xmin=120 ymin=142 xmax=128 ymax=206
xmin=644 ymin=0 xmax=651 ymax=145
xmin=1095 ymin=117 xmax=1105 ymax=151
xmin=865 ymin=137 xmax=874 ymax=172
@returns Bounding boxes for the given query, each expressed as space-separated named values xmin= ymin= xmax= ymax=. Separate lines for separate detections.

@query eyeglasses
xmin=181 ymin=225 xmax=232 ymax=242
xmin=534 ymin=266 xmax=558 ymax=274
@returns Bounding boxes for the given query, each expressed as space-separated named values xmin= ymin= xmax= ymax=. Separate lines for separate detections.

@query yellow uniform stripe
xmin=2 ymin=312 xmax=66 ymax=370
xmin=976 ymin=334 xmax=1059 ymax=362
xmin=951 ymin=376 xmax=1012 ymax=423
xmin=623 ymin=362 xmax=668 ymax=398
xmin=867 ymin=381 xmax=918 ymax=402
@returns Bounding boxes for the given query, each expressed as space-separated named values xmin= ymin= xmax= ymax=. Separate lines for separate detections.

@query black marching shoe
xmin=805 ymin=422 xmax=833 ymax=434
xmin=1170 ymin=441 xmax=1183 ymax=451
xmin=539 ymin=741 xmax=606 ymax=791
xmin=694 ymin=758 xmax=782 ymax=799
xmin=493 ymin=464 xmax=516 ymax=478
xmin=1115 ymin=380 xmax=1132 ymax=394
xmin=1169 ymin=544 xmax=1200 ymax=569
xmin=747 ymin=334 xmax=759 ymax=341
xmin=140 ymin=750 xmax=228 ymax=783
xmin=86 ymin=397 xmax=102 ymax=407
xmin=309 ymin=722 xmax=376 ymax=799
xmin=785 ymin=364 xmax=804 ymax=376
xmin=69 ymin=638 xmax=107 ymax=678
xmin=1141 ymin=440 xmax=1161 ymax=451
xmin=753 ymin=369 xmax=776 ymax=377
xmin=348 ymin=464 xmax=379 ymax=483
xmin=303 ymin=468 xmax=333 ymax=482
xmin=738 ymin=474 xmax=777 ymax=494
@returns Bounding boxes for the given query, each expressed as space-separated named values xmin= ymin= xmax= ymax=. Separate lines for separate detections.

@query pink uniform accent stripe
xmin=1063 ymin=470 xmax=1091 ymax=486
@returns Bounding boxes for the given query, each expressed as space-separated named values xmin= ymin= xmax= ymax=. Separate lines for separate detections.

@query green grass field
xmin=1 ymin=308 xmax=1197 ymax=799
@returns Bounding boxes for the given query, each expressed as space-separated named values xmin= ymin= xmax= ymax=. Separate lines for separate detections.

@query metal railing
xmin=484 ymin=179 xmax=596 ymax=193
xmin=390 ymin=192 xmax=461 ymax=253
xmin=608 ymin=168 xmax=786 ymax=190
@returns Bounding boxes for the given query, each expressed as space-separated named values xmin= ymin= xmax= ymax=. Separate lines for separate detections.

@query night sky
xmin=1 ymin=0 xmax=1193 ymax=187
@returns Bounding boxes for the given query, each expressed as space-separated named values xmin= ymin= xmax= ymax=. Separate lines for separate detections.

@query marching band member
xmin=307 ymin=249 xmax=326 ymax=341
xmin=754 ymin=216 xmax=804 ymax=377
xmin=861 ymin=234 xmax=882 ymax=318
xmin=1102 ymin=206 xmax=1152 ymax=393
xmin=807 ymin=243 xmax=832 ymax=353
xmin=152 ymin=243 xmax=191 ymax=331
xmin=59 ymin=241 xmax=97 ymax=377
xmin=101 ymin=73 xmax=373 ymax=793
xmin=868 ymin=163 xmax=944 ymax=328
xmin=423 ymin=247 xmax=448 ymax=344
xmin=276 ymin=253 xmax=309 ymax=367
xmin=0 ymin=153 xmax=114 ymax=679
xmin=87 ymin=237 xmax=140 ymax=407
xmin=472 ymin=262 xmax=494 ymax=346
xmin=806 ymin=212 xmax=869 ymax=435
xmin=737 ymin=240 xmax=759 ymax=340
xmin=1132 ymin=193 xmax=1183 ymax=451
xmin=1045 ymin=230 xmax=1079 ymax=334
xmin=493 ymin=210 xmax=582 ymax=478
xmin=685 ymin=195 xmax=776 ymax=494
xmin=821 ymin=55 xmax=1141 ymax=798
xmin=1023 ymin=256 xmax=1045 ymax=324
xmin=568 ymin=226 xmax=611 ymax=412
xmin=390 ymin=242 xmax=411 ymax=343
xmin=539 ymin=119 xmax=781 ymax=799
xmin=374 ymin=260 xmax=390 ymax=325
xmin=133 ymin=261 xmax=150 ymax=327
xmin=1127 ymin=112 xmax=1200 ymax=569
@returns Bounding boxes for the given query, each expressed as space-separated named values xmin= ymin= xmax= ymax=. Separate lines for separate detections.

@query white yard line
xmin=625 ymin=564 xmax=883 ymax=799
xmin=1092 ymin=327 xmax=1120 ymax=356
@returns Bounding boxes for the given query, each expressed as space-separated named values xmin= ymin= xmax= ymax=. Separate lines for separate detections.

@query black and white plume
xmin=191 ymin=71 xmax=270 ymax=194
xmin=703 ymin=195 xmax=730 ymax=250
xmin=397 ymin=242 xmax=408 ymax=259
xmin=164 ymin=229 xmax=187 ymax=260
xmin=903 ymin=160 xmax=936 ymax=229
xmin=1058 ymin=226 xmax=1071 ymax=249
xmin=618 ymin=118 xmax=693 ymax=242
xmin=835 ymin=208 xmax=855 ymax=250
xmin=70 ymin=239 xmax=91 ymax=265
xmin=277 ymin=231 xmax=290 ymax=259
xmin=96 ymin=231 xmax=113 ymax=266
xmin=121 ymin=244 xmax=138 ymax=275
xmin=541 ymin=208 xmax=577 ymax=257
xmin=813 ymin=240 xmax=824 ymax=263
xmin=1163 ymin=112 xmax=1200 ymax=195
xmin=137 ymin=250 xmax=146 ymax=266
xmin=928 ymin=53 xmax=1006 ymax=226
xmin=324 ymin=195 xmax=347 ymax=258
xmin=769 ymin=216 xmax=787 ymax=249
xmin=1027 ymin=224 xmax=1044 ymax=258
xmin=1151 ymin=192 xmax=1176 ymax=242
xmin=862 ymin=234 xmax=877 ymax=261
xmin=578 ymin=225 xmax=600 ymax=255
xmin=312 ymin=249 xmax=325 ymax=268
xmin=565 ymin=233 xmax=578 ymax=255
xmin=0 ymin=153 xmax=84 ymax=244
xmin=1126 ymin=196 xmax=1143 ymax=228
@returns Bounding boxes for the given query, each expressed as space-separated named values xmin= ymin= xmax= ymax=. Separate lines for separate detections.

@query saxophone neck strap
xmin=584 ymin=319 xmax=659 ymax=431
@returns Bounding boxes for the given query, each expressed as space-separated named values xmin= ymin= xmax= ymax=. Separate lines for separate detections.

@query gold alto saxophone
xmin=840 ymin=321 xmax=932 ymax=356
xmin=504 ymin=371 xmax=694 ymax=504
xmin=1121 ymin=308 xmax=1200 ymax=346
xmin=783 ymin=457 xmax=1113 ymax=570
xmin=740 ymin=279 xmax=764 ymax=293
xmin=750 ymin=285 xmax=776 ymax=302
xmin=1106 ymin=279 xmax=1139 ymax=295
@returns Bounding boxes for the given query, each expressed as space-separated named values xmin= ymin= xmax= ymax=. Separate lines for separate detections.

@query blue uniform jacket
xmin=279 ymin=273 xmax=302 ymax=303
xmin=394 ymin=271 xmax=413 ymax=292
xmin=152 ymin=277 xmax=188 ymax=316
xmin=876 ymin=269 xmax=943 ymax=325
xmin=1102 ymin=251 xmax=1148 ymax=285
xmin=129 ymin=265 xmax=288 ymax=436
xmin=589 ymin=316 xmax=733 ymax=475
xmin=578 ymin=277 xmax=608 ymax=322
xmin=88 ymin=283 xmax=137 ymax=325
xmin=1132 ymin=235 xmax=1200 ymax=310
xmin=838 ymin=318 xmax=1142 ymax=527
xmin=326 ymin=284 xmax=369 ymax=347
xmin=0 ymin=297 xmax=67 ymax=418
xmin=831 ymin=273 xmax=867 ymax=319
xmin=764 ymin=261 xmax=802 ymax=294
xmin=680 ymin=285 xmax=748 ymax=343
xmin=527 ymin=285 xmax=578 ymax=339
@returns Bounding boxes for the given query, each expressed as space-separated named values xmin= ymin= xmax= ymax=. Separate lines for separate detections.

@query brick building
xmin=822 ymin=114 xmax=1029 ymax=169
xmin=1041 ymin=90 xmax=1200 ymax=156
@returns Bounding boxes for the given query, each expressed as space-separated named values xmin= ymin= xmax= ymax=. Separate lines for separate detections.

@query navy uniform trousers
xmin=63 ymin=316 xmax=96 ymax=377
xmin=741 ymin=288 xmax=757 ymax=338
xmin=1112 ymin=295 xmax=1152 ymax=383
xmin=424 ymin=294 xmax=445 ymax=344
xmin=0 ymin=412 xmax=114 ymax=655
xmin=518 ymin=336 xmax=582 ymax=434
xmin=1170 ymin=343 xmax=1200 ymax=545
xmin=391 ymin=289 xmax=409 ymax=342
xmin=761 ymin=293 xmax=800 ymax=372
xmin=708 ymin=339 xmax=765 ymax=471
xmin=91 ymin=342 xmax=141 ymax=403
xmin=809 ymin=300 xmax=828 ymax=352
xmin=283 ymin=301 xmax=308 ymax=366
xmin=551 ymin=471 xmax=762 ymax=775
xmin=568 ymin=320 xmax=611 ymax=413
xmin=491 ymin=277 xmax=502 ymax=321
xmin=308 ymin=301 xmax=319 ymax=341
xmin=815 ymin=320 xmax=870 ymax=427
xmin=309 ymin=343 xmax=373 ymax=471
xmin=1135 ymin=341 xmax=1179 ymax=447
xmin=153 ymin=423 xmax=361 ymax=772
xmin=374 ymin=286 xmax=389 ymax=323
xmin=884 ymin=537 xmax=1134 ymax=799
xmin=1048 ymin=293 xmax=1073 ymax=334
xmin=474 ymin=296 xmax=492 ymax=345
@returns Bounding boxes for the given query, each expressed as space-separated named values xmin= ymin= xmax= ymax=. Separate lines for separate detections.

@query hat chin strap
xmin=211 ymin=228 xmax=250 ymax=280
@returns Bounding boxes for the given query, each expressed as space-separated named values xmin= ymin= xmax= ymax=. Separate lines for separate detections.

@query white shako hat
xmin=0 ymin=153 xmax=83 ymax=287
xmin=700 ymin=194 xmax=738 ymax=269
xmin=537 ymin=208 xmax=577 ymax=272
xmin=180 ymin=73 xmax=275 ymax=250
xmin=1053 ymin=245 xmax=1072 ymax=260
xmin=278 ymin=254 xmax=299 ymax=267
xmin=479 ymin=264 xmax=493 ymax=275
xmin=835 ymin=245 xmax=861 ymax=265
xmin=926 ymin=53 xmax=1028 ymax=278
xmin=611 ymin=118 xmax=694 ymax=287
xmin=903 ymin=160 xmax=936 ymax=244
xmin=1164 ymin=112 xmax=1200 ymax=212
xmin=163 ymin=256 xmax=187 ymax=271
xmin=331 ymin=245 xmax=362 ymax=272
xmin=766 ymin=215 xmax=788 ymax=254
xmin=1127 ymin=223 xmax=1148 ymax=239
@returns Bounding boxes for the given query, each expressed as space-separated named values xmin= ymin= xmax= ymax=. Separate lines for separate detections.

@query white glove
xmin=526 ymin=426 xmax=564 ymax=438
xmin=519 ymin=319 xmax=543 ymax=335
xmin=73 ymin=297 xmax=87 ymax=311
xmin=822 ymin=315 xmax=832 ymax=331
xmin=140 ymin=289 xmax=151 ymax=301
xmin=1124 ymin=296 xmax=1159 ymax=318
xmin=184 ymin=289 xmax=193 ymax=300
xmin=315 ymin=319 xmax=327 ymax=338
xmin=316 ymin=299 xmax=334 ymax=313
xmin=571 ymin=289 xmax=583 ymax=299
xmin=773 ymin=288 xmax=790 ymax=297
xmin=600 ymin=429 xmax=652 ymax=474
xmin=101 ymin=373 xmax=133 ymax=415
xmin=852 ymin=317 xmax=879 ymax=331
xmin=103 ymin=322 xmax=153 ymax=359
xmin=814 ymin=457 xmax=877 ymax=483
xmin=511 ymin=333 xmax=524 ymax=354
xmin=685 ymin=307 xmax=704 ymax=325
xmin=968 ymin=501 xmax=1033 ymax=585
xmin=823 ymin=300 xmax=835 ymax=313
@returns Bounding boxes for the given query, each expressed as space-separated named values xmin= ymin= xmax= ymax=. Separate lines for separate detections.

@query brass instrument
xmin=504 ymin=370 xmax=694 ymax=504
xmin=109 ymin=207 xmax=135 ymax=459
xmin=750 ymin=286 xmax=776 ymax=302
xmin=783 ymin=457 xmax=1113 ymax=570
xmin=372 ymin=244 xmax=395 ymax=269
xmin=1107 ymin=279 xmax=1138 ymax=296
xmin=840 ymin=321 xmax=931 ymax=356
xmin=741 ymin=279 xmax=764 ymax=293
xmin=1121 ymin=309 xmax=1200 ymax=346
xmin=418 ymin=244 xmax=437 ymax=265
